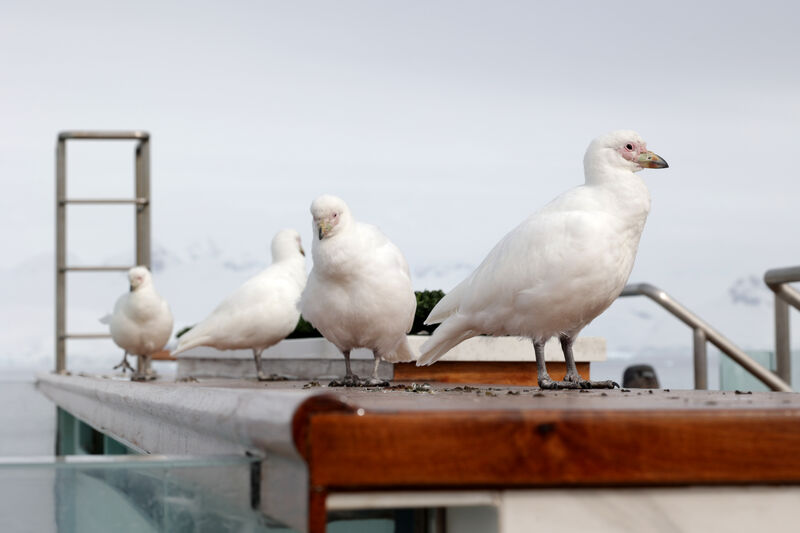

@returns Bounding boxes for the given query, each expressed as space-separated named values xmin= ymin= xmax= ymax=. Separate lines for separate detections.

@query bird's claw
xmin=589 ymin=379 xmax=620 ymax=389
xmin=113 ymin=358 xmax=135 ymax=374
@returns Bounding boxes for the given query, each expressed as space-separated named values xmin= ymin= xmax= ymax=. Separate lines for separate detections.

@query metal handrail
xmin=764 ymin=266 xmax=800 ymax=384
xmin=55 ymin=131 xmax=151 ymax=374
xmin=620 ymin=283 xmax=792 ymax=392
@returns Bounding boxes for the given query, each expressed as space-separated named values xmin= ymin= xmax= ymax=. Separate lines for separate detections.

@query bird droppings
xmin=705 ymin=401 xmax=718 ymax=406
xmin=620 ymin=389 xmax=631 ymax=393
xmin=175 ymin=376 xmax=198 ymax=383
xmin=445 ymin=385 xmax=482 ymax=393
xmin=579 ymin=389 xmax=590 ymax=394
xmin=533 ymin=392 xmax=545 ymax=398
xmin=303 ymin=381 xmax=321 ymax=389
xmin=507 ymin=390 xmax=520 ymax=395
xmin=735 ymin=390 xmax=753 ymax=395
xmin=385 ymin=383 xmax=432 ymax=393
xmin=600 ymin=392 xmax=608 ymax=397
xmin=648 ymin=390 xmax=654 ymax=394
xmin=664 ymin=388 xmax=671 ymax=392
xmin=485 ymin=391 xmax=498 ymax=397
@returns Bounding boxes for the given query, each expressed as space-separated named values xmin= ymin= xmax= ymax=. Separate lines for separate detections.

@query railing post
xmin=693 ymin=328 xmax=708 ymax=390
xmin=775 ymin=295 xmax=791 ymax=384
xmin=55 ymin=137 xmax=67 ymax=373
xmin=135 ymin=138 xmax=151 ymax=269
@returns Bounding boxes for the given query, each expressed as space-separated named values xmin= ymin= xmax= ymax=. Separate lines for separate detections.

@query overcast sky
xmin=2 ymin=1 xmax=799 ymax=366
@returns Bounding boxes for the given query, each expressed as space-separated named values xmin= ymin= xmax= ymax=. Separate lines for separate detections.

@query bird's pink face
xmin=128 ymin=268 xmax=148 ymax=292
xmin=618 ymin=139 xmax=669 ymax=169
xmin=313 ymin=210 xmax=342 ymax=240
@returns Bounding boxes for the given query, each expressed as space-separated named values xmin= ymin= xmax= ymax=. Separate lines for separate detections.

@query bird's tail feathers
xmin=416 ymin=318 xmax=475 ymax=366
xmin=424 ymin=281 xmax=467 ymax=325
xmin=382 ymin=337 xmax=416 ymax=363
xmin=170 ymin=334 xmax=214 ymax=357
xmin=98 ymin=314 xmax=112 ymax=325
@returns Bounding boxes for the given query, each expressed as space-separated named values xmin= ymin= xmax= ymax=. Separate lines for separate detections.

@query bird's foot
xmin=563 ymin=373 xmax=593 ymax=389
xmin=131 ymin=371 xmax=156 ymax=382
xmin=113 ymin=358 xmax=135 ymax=374
xmin=328 ymin=374 xmax=362 ymax=387
xmin=361 ymin=377 xmax=390 ymax=388
xmin=257 ymin=373 xmax=289 ymax=382
xmin=537 ymin=377 xmax=582 ymax=390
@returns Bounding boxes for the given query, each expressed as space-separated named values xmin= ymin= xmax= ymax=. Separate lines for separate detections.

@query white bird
xmin=103 ymin=266 xmax=173 ymax=380
xmin=301 ymin=195 xmax=416 ymax=387
xmin=417 ymin=130 xmax=669 ymax=389
xmin=171 ymin=229 xmax=307 ymax=381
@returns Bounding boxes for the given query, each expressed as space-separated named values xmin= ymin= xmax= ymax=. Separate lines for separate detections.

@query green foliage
xmin=175 ymin=325 xmax=193 ymax=339
xmin=286 ymin=315 xmax=323 ymax=339
xmin=412 ymin=289 xmax=445 ymax=335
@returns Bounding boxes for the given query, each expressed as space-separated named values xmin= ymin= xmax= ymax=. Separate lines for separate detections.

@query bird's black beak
xmin=129 ymin=284 xmax=134 ymax=292
xmin=318 ymin=227 xmax=323 ymax=240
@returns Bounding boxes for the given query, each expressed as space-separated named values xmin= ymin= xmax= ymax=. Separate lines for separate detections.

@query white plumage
xmin=418 ymin=130 xmax=668 ymax=389
xmin=301 ymin=195 xmax=416 ymax=386
xmin=104 ymin=266 xmax=173 ymax=379
xmin=171 ymin=229 xmax=307 ymax=380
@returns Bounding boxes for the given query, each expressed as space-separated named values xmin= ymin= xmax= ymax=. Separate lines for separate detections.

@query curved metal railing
xmin=620 ymin=283 xmax=792 ymax=392
xmin=764 ymin=266 xmax=800 ymax=384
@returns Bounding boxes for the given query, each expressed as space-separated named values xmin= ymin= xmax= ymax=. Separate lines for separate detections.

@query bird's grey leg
xmin=534 ymin=340 xmax=558 ymax=390
xmin=560 ymin=335 xmax=590 ymax=388
xmin=361 ymin=353 xmax=389 ymax=388
xmin=535 ymin=339 xmax=580 ymax=390
xmin=132 ymin=355 xmax=156 ymax=381
xmin=329 ymin=350 xmax=360 ymax=387
xmin=253 ymin=348 xmax=290 ymax=381
xmin=113 ymin=351 xmax=134 ymax=374
xmin=253 ymin=348 xmax=268 ymax=381
xmin=560 ymin=334 xmax=618 ymax=389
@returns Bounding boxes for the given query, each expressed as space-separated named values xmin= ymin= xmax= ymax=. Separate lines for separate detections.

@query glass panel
xmin=719 ymin=350 xmax=774 ymax=392
xmin=0 ymin=456 xmax=284 ymax=532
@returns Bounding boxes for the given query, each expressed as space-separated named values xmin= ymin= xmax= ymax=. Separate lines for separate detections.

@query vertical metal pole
xmin=775 ymin=295 xmax=791 ymax=384
xmin=134 ymin=136 xmax=151 ymax=379
xmin=693 ymin=328 xmax=708 ymax=390
xmin=135 ymin=136 xmax=151 ymax=269
xmin=55 ymin=138 xmax=67 ymax=373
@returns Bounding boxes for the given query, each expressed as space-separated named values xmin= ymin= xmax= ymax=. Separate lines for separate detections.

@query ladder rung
xmin=62 ymin=333 xmax=112 ymax=340
xmin=62 ymin=198 xmax=148 ymax=206
xmin=59 ymin=131 xmax=149 ymax=141
xmin=62 ymin=266 xmax=134 ymax=272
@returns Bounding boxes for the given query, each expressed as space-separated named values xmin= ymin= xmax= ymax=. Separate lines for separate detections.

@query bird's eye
xmin=333 ymin=213 xmax=338 ymax=218
xmin=625 ymin=143 xmax=634 ymax=151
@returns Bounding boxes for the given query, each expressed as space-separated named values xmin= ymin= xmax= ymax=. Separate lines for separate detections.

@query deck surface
xmin=37 ymin=373 xmax=800 ymax=533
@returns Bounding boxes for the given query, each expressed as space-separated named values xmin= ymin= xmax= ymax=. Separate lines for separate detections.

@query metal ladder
xmin=55 ymin=131 xmax=151 ymax=374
